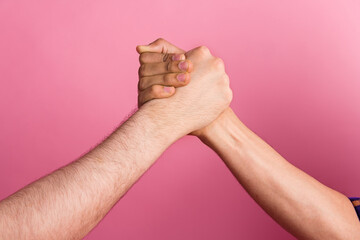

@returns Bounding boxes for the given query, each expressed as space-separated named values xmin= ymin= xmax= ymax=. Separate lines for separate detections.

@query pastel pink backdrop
xmin=1 ymin=0 xmax=359 ymax=239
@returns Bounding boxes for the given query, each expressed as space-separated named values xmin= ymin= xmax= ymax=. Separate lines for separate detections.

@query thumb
xmin=136 ymin=38 xmax=185 ymax=54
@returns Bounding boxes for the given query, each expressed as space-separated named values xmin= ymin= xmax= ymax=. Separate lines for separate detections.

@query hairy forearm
xmin=0 ymin=104 xmax=180 ymax=240
xmin=200 ymin=108 xmax=360 ymax=240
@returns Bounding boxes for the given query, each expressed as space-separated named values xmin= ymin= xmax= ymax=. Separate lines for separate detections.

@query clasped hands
xmin=136 ymin=38 xmax=233 ymax=139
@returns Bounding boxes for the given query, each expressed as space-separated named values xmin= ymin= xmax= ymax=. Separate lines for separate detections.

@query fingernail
xmin=164 ymin=86 xmax=172 ymax=93
xmin=177 ymin=73 xmax=186 ymax=82
xmin=178 ymin=61 xmax=188 ymax=71
xmin=172 ymin=54 xmax=185 ymax=61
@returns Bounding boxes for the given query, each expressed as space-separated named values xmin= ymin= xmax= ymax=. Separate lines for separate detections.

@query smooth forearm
xmin=200 ymin=108 xmax=360 ymax=240
xmin=0 ymin=104 xmax=180 ymax=240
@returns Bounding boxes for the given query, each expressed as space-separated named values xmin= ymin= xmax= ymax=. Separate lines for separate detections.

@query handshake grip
xmin=137 ymin=39 xmax=232 ymax=137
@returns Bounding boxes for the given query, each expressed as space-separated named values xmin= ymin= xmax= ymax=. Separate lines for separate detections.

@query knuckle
xmin=222 ymin=75 xmax=232 ymax=104
xmin=220 ymin=87 xmax=232 ymax=106
xmin=139 ymin=53 xmax=145 ymax=63
xmin=150 ymin=85 xmax=160 ymax=96
xmin=155 ymin=38 xmax=165 ymax=44
xmin=195 ymin=45 xmax=210 ymax=56
xmin=153 ymin=38 xmax=166 ymax=48
xmin=214 ymin=57 xmax=225 ymax=70
xmin=226 ymin=88 xmax=233 ymax=103
xmin=222 ymin=74 xmax=230 ymax=85
xmin=138 ymin=77 xmax=146 ymax=90
xmin=138 ymin=64 xmax=146 ymax=76
xmin=217 ymin=74 xmax=229 ymax=86
xmin=199 ymin=45 xmax=209 ymax=54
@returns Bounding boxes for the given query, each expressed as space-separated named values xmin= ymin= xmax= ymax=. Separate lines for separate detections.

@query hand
xmin=136 ymin=38 xmax=232 ymax=137
xmin=136 ymin=40 xmax=193 ymax=108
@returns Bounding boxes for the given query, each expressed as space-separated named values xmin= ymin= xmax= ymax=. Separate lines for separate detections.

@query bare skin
xmin=0 ymin=38 xmax=232 ymax=240
xmin=137 ymin=50 xmax=193 ymax=106
xmin=137 ymin=40 xmax=360 ymax=240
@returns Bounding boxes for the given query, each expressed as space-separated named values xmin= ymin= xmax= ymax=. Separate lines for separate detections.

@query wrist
xmin=198 ymin=108 xmax=249 ymax=152
xmin=198 ymin=107 xmax=234 ymax=142
xmin=139 ymin=101 xmax=186 ymax=143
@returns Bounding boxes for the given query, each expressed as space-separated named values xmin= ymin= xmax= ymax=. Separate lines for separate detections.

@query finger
xmin=138 ymin=85 xmax=175 ymax=107
xmin=138 ymin=60 xmax=193 ymax=77
xmin=136 ymin=38 xmax=185 ymax=54
xmin=139 ymin=52 xmax=185 ymax=64
xmin=138 ymin=72 xmax=190 ymax=91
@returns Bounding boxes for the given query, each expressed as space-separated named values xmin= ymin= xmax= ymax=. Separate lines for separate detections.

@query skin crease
xmin=137 ymin=39 xmax=360 ymax=240
xmin=0 ymin=40 xmax=231 ymax=240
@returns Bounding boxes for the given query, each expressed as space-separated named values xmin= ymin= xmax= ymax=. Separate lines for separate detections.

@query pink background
xmin=1 ymin=0 xmax=360 ymax=239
